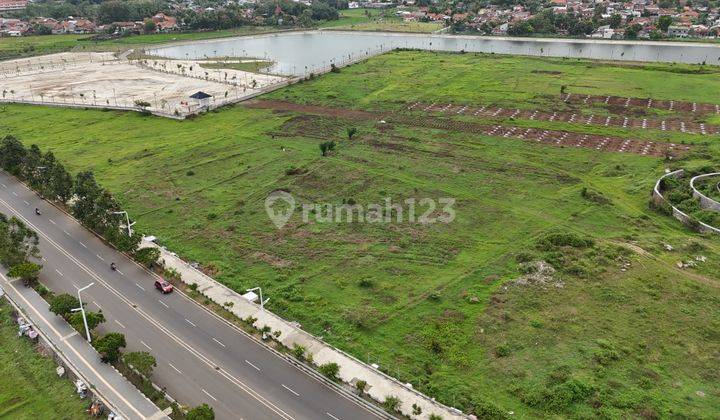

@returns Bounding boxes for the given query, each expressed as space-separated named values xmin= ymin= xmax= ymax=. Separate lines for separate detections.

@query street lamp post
xmin=246 ymin=287 xmax=269 ymax=310
xmin=72 ymin=282 xmax=95 ymax=343
xmin=112 ymin=211 xmax=135 ymax=236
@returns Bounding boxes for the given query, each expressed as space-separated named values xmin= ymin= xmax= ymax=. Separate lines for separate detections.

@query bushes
xmin=382 ymin=395 xmax=400 ymax=412
xmin=318 ymin=362 xmax=340 ymax=381
xmin=134 ymin=247 xmax=160 ymax=268
xmin=187 ymin=403 xmax=215 ymax=420
xmin=536 ymin=232 xmax=595 ymax=250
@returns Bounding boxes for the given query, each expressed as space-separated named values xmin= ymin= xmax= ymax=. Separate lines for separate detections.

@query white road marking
xmin=202 ymin=389 xmax=217 ymax=401
xmin=80 ymin=242 xmax=87 ymax=248
xmin=158 ymin=300 xmax=169 ymax=308
xmin=0 ymin=197 xmax=295 ymax=420
xmin=0 ymin=183 xmax=5 ymax=188
xmin=140 ymin=340 xmax=152 ymax=351
xmin=168 ymin=363 xmax=182 ymax=374
xmin=23 ymin=200 xmax=29 ymax=205
xmin=92 ymin=301 xmax=102 ymax=311
xmin=135 ymin=283 xmax=145 ymax=291
xmin=185 ymin=318 xmax=196 ymax=327
xmin=115 ymin=320 xmax=126 ymax=329
xmin=63 ymin=229 xmax=70 ymax=236
xmin=49 ymin=219 xmax=56 ymax=224
xmin=282 ymin=384 xmax=299 ymax=397
xmin=212 ymin=338 xmax=226 ymax=348
xmin=55 ymin=269 xmax=64 ymax=277
xmin=11 ymin=191 xmax=17 ymax=196
xmin=245 ymin=360 xmax=261 ymax=372
xmin=326 ymin=413 xmax=341 ymax=420
xmin=96 ymin=254 xmax=105 ymax=261
xmin=61 ymin=331 xmax=78 ymax=341
xmin=117 ymin=270 xmax=124 ymax=276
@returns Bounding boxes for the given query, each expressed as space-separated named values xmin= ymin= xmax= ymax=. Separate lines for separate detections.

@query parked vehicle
xmin=154 ymin=279 xmax=173 ymax=294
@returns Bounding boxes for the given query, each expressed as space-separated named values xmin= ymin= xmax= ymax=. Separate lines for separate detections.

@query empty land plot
xmin=0 ymin=52 xmax=283 ymax=116
xmin=2 ymin=50 xmax=720 ymax=419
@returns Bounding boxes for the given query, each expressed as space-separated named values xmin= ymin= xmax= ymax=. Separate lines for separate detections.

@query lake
xmin=146 ymin=30 xmax=720 ymax=76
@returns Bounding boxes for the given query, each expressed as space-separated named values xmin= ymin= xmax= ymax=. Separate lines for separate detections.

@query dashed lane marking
xmin=245 ymin=359 xmax=261 ymax=372
xmin=282 ymin=384 xmax=300 ymax=397
xmin=202 ymin=389 xmax=217 ymax=401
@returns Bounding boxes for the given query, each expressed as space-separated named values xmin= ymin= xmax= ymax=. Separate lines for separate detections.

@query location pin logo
xmin=265 ymin=191 xmax=295 ymax=229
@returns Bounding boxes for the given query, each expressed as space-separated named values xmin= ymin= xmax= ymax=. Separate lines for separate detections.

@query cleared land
xmin=0 ymin=52 xmax=285 ymax=116
xmin=0 ymin=300 xmax=87 ymax=419
xmin=1 ymin=51 xmax=719 ymax=418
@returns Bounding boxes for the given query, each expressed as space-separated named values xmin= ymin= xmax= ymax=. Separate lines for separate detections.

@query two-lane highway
xmin=0 ymin=171 xmax=383 ymax=420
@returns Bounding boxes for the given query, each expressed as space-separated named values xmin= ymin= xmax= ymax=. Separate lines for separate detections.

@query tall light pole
xmin=246 ymin=287 xmax=269 ymax=310
xmin=72 ymin=282 xmax=95 ymax=343
xmin=112 ymin=211 xmax=135 ymax=236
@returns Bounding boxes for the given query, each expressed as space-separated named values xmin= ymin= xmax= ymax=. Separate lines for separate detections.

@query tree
xmin=123 ymin=351 xmax=156 ymax=378
xmin=143 ymin=19 xmax=157 ymax=33
xmin=0 ymin=215 xmax=40 ymax=268
xmin=134 ymin=247 xmax=160 ymax=268
xmin=187 ymin=403 xmax=215 ymax=420
xmin=49 ymin=293 xmax=80 ymax=318
xmin=49 ymin=162 xmax=74 ymax=203
xmin=609 ymin=14 xmax=622 ymax=29
xmin=625 ymin=24 xmax=641 ymax=39
xmin=68 ymin=311 xmax=105 ymax=334
xmin=658 ymin=15 xmax=673 ymax=32
xmin=94 ymin=332 xmax=126 ymax=363
xmin=0 ymin=135 xmax=27 ymax=176
xmin=8 ymin=262 xmax=42 ymax=287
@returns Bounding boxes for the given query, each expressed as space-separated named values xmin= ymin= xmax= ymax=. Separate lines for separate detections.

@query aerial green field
xmin=0 ymin=27 xmax=280 ymax=61
xmin=321 ymin=7 xmax=442 ymax=32
xmin=0 ymin=300 xmax=87 ymax=419
xmin=1 ymin=51 xmax=719 ymax=418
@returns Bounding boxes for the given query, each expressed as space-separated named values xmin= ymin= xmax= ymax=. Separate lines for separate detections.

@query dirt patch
xmin=250 ymin=99 xmax=692 ymax=158
xmin=252 ymin=251 xmax=292 ymax=268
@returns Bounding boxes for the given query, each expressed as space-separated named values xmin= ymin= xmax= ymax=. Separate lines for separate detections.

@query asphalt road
xmin=0 ymin=171 xmax=382 ymax=420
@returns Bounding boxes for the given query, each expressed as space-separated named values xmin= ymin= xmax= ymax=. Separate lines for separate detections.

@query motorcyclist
xmin=35 ymin=208 xmax=41 ymax=215
xmin=110 ymin=262 xmax=117 ymax=271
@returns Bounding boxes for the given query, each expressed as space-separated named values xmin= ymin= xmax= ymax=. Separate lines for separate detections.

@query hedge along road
xmin=0 ymin=170 xmax=382 ymax=420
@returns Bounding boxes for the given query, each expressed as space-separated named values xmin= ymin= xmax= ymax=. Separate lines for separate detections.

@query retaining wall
xmin=653 ymin=169 xmax=720 ymax=234
xmin=690 ymin=172 xmax=720 ymax=212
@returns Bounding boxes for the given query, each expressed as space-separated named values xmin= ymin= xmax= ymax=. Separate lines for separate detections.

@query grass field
xmin=0 ymin=27 xmax=281 ymax=61
xmin=321 ymin=8 xmax=442 ymax=33
xmin=1 ymin=51 xmax=719 ymax=418
xmin=0 ymin=299 xmax=87 ymax=419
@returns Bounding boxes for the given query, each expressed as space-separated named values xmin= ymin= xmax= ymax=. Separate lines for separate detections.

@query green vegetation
xmin=0 ymin=27 xmax=280 ymax=61
xmin=320 ymin=8 xmax=442 ymax=32
xmin=1 ymin=51 xmax=719 ymax=418
xmin=0 ymin=300 xmax=87 ymax=419
xmin=200 ymin=60 xmax=274 ymax=74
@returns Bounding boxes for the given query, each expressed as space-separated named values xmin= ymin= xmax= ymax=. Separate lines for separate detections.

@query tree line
xmin=0 ymin=135 xmax=140 ymax=254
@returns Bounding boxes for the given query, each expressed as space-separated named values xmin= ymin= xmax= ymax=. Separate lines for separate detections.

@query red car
xmin=154 ymin=280 xmax=173 ymax=294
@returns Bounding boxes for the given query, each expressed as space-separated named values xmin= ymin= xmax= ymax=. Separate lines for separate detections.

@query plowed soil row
xmin=407 ymin=102 xmax=720 ymax=135
xmin=247 ymin=100 xmax=691 ymax=158
xmin=561 ymin=93 xmax=720 ymax=115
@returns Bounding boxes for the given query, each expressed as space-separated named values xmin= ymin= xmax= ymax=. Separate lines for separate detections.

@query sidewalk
xmin=144 ymin=239 xmax=468 ymax=420
xmin=0 ymin=272 xmax=167 ymax=420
